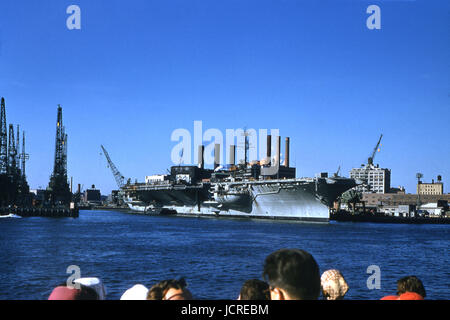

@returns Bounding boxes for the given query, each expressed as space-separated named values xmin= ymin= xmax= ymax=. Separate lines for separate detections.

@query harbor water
xmin=0 ymin=210 xmax=448 ymax=300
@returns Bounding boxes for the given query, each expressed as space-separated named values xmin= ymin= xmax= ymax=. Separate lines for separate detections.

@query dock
xmin=0 ymin=207 xmax=79 ymax=218
xmin=331 ymin=212 xmax=449 ymax=224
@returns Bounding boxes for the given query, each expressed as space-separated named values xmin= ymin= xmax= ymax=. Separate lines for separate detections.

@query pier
xmin=331 ymin=212 xmax=449 ymax=224
xmin=0 ymin=206 xmax=78 ymax=218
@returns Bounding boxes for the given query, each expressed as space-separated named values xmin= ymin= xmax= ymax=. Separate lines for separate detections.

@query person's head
xmin=396 ymin=276 xmax=426 ymax=298
xmin=238 ymin=279 xmax=270 ymax=300
xmin=263 ymin=249 xmax=320 ymax=300
xmin=74 ymin=277 xmax=106 ymax=300
xmin=320 ymin=269 xmax=349 ymax=300
xmin=48 ymin=284 xmax=99 ymax=300
xmin=147 ymin=278 xmax=193 ymax=300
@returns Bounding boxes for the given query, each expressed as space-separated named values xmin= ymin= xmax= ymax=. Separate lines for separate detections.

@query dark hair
xmin=263 ymin=249 xmax=320 ymax=300
xmin=147 ymin=278 xmax=191 ymax=300
xmin=240 ymin=279 xmax=270 ymax=300
xmin=147 ymin=285 xmax=165 ymax=300
xmin=76 ymin=285 xmax=99 ymax=300
xmin=397 ymin=276 xmax=426 ymax=298
xmin=54 ymin=282 xmax=99 ymax=300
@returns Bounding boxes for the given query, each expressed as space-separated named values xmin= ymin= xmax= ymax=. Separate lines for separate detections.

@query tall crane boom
xmin=368 ymin=134 xmax=383 ymax=165
xmin=19 ymin=131 xmax=29 ymax=179
xmin=0 ymin=97 xmax=7 ymax=174
xmin=101 ymin=145 xmax=125 ymax=189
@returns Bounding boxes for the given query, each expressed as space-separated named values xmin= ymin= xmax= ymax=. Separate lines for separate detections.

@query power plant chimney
xmin=198 ymin=145 xmax=204 ymax=169
xmin=229 ymin=145 xmax=236 ymax=165
xmin=267 ymin=134 xmax=271 ymax=165
xmin=214 ymin=144 xmax=220 ymax=169
xmin=285 ymin=137 xmax=290 ymax=167
xmin=276 ymin=136 xmax=281 ymax=167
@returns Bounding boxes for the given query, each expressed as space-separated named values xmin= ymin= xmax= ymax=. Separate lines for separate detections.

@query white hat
xmin=74 ymin=277 xmax=107 ymax=300
xmin=120 ymin=284 xmax=149 ymax=300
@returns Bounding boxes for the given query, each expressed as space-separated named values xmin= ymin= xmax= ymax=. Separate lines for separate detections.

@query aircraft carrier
xmin=118 ymin=135 xmax=357 ymax=222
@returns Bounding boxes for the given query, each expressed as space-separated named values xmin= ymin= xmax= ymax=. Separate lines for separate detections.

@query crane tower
xmin=368 ymin=134 xmax=383 ymax=166
xmin=47 ymin=105 xmax=71 ymax=205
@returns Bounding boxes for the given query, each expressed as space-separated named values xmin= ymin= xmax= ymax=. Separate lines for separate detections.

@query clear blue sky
xmin=0 ymin=0 xmax=448 ymax=194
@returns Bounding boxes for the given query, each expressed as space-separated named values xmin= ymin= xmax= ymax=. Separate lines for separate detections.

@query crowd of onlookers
xmin=47 ymin=248 xmax=427 ymax=300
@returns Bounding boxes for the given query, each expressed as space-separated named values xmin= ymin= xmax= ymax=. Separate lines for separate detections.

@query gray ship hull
xmin=124 ymin=177 xmax=355 ymax=222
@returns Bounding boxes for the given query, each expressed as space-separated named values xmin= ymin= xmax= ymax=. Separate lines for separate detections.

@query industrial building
xmin=417 ymin=176 xmax=444 ymax=195
xmin=83 ymin=185 xmax=102 ymax=205
xmin=350 ymin=164 xmax=391 ymax=194
xmin=349 ymin=134 xmax=391 ymax=194
xmin=145 ymin=175 xmax=169 ymax=184
xmin=362 ymin=193 xmax=450 ymax=207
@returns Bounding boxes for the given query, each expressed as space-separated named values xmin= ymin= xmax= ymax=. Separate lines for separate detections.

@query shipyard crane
xmin=100 ymin=145 xmax=125 ymax=189
xmin=367 ymin=134 xmax=383 ymax=166
xmin=334 ymin=165 xmax=341 ymax=177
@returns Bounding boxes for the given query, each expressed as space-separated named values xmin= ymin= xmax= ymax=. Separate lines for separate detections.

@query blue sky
xmin=0 ymin=0 xmax=448 ymax=194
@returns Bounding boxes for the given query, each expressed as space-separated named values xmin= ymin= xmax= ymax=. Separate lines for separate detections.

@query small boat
xmin=0 ymin=213 xmax=22 ymax=219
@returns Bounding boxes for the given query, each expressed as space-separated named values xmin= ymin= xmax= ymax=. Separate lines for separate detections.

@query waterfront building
xmin=362 ymin=193 xmax=450 ymax=207
xmin=389 ymin=186 xmax=406 ymax=194
xmin=145 ymin=174 xmax=169 ymax=184
xmin=350 ymin=164 xmax=391 ymax=194
xmin=83 ymin=185 xmax=102 ymax=205
xmin=378 ymin=202 xmax=447 ymax=217
xmin=417 ymin=179 xmax=444 ymax=195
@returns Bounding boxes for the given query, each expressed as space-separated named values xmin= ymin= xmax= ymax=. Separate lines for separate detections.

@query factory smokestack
xmin=276 ymin=136 xmax=281 ymax=167
xmin=214 ymin=144 xmax=220 ymax=169
xmin=285 ymin=137 xmax=290 ymax=168
xmin=267 ymin=134 xmax=271 ymax=164
xmin=229 ymin=145 xmax=236 ymax=165
xmin=198 ymin=145 xmax=204 ymax=169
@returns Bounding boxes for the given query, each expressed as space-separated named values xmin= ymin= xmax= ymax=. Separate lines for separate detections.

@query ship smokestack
xmin=214 ymin=143 xmax=220 ymax=169
xmin=267 ymin=134 xmax=271 ymax=164
xmin=198 ymin=145 xmax=204 ymax=169
xmin=285 ymin=137 xmax=290 ymax=168
xmin=229 ymin=145 xmax=236 ymax=165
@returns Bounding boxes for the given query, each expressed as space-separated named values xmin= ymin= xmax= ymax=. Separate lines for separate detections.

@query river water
xmin=0 ymin=210 xmax=448 ymax=300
